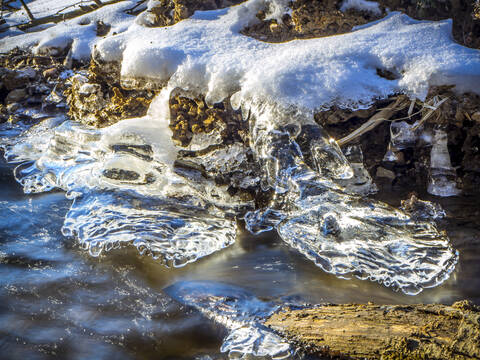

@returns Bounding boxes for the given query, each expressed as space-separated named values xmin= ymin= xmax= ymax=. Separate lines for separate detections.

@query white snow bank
xmin=340 ymin=0 xmax=382 ymax=15
xmin=93 ymin=0 xmax=480 ymax=114
xmin=0 ymin=1 xmax=138 ymax=61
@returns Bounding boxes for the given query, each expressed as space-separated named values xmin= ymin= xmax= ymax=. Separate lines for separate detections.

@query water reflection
xmin=1 ymin=158 xmax=480 ymax=359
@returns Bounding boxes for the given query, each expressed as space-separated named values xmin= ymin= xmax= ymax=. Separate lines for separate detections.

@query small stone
xmin=0 ymin=68 xmax=29 ymax=90
xmin=6 ymin=88 xmax=27 ymax=104
xmin=471 ymin=111 xmax=480 ymax=122
xmin=43 ymin=68 xmax=58 ymax=79
xmin=376 ymin=166 xmax=395 ymax=181
xmin=6 ymin=102 xmax=21 ymax=113
xmin=20 ymin=67 xmax=37 ymax=79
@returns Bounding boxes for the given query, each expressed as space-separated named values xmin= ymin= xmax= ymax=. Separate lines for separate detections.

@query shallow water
xmin=1 ymin=155 xmax=480 ymax=359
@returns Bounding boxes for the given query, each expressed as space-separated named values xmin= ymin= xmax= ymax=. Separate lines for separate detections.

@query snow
xmin=96 ymin=0 xmax=479 ymax=114
xmin=0 ymin=1 xmax=138 ymax=61
xmin=2 ymin=0 xmax=479 ymax=110
xmin=340 ymin=0 xmax=382 ymax=15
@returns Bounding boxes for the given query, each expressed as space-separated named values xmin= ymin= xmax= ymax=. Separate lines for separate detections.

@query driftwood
xmin=266 ymin=301 xmax=480 ymax=359
xmin=17 ymin=0 xmax=124 ymax=31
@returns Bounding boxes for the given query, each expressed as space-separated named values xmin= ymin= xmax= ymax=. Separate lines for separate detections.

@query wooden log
xmin=265 ymin=301 xmax=480 ymax=359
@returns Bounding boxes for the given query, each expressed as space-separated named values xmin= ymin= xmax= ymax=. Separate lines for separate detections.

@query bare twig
xmin=19 ymin=0 xmax=34 ymax=21
xmin=125 ymin=0 xmax=147 ymax=14
xmin=411 ymin=96 xmax=448 ymax=130
xmin=17 ymin=0 xmax=124 ymax=31
xmin=338 ymin=96 xmax=408 ymax=147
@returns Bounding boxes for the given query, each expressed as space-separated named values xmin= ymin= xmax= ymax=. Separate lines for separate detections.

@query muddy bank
xmin=243 ymin=0 xmax=480 ymax=48
xmin=266 ymin=301 xmax=480 ymax=359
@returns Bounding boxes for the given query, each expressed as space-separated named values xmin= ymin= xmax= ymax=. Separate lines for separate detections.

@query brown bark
xmin=265 ymin=301 xmax=480 ymax=359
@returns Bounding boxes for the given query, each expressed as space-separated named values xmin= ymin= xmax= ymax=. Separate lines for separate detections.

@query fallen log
xmin=265 ymin=301 xmax=480 ymax=359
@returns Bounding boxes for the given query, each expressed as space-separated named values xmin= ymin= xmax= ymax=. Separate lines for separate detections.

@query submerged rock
xmin=400 ymin=193 xmax=446 ymax=220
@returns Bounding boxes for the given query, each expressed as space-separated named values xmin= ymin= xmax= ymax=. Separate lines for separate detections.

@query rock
xmin=0 ymin=68 xmax=30 ymax=90
xmin=65 ymin=75 xmax=153 ymax=127
xmin=20 ymin=67 xmax=36 ymax=80
xmin=6 ymin=102 xmax=21 ymax=113
xmin=472 ymin=111 xmax=480 ymax=122
xmin=42 ymin=67 xmax=58 ymax=79
xmin=376 ymin=166 xmax=395 ymax=181
xmin=5 ymin=88 xmax=27 ymax=104
xmin=400 ymin=193 xmax=446 ymax=220
xmin=96 ymin=20 xmax=111 ymax=37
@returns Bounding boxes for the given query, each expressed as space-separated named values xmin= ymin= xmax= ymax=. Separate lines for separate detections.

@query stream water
xmin=1 ymin=151 xmax=480 ymax=359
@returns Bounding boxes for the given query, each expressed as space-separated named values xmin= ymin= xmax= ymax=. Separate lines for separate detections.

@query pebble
xmin=6 ymin=88 xmax=27 ymax=104
xmin=42 ymin=68 xmax=58 ymax=79
xmin=376 ymin=166 xmax=396 ymax=181
xmin=471 ymin=111 xmax=480 ymax=122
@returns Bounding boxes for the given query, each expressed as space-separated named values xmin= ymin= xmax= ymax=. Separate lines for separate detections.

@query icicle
xmin=427 ymin=129 xmax=461 ymax=197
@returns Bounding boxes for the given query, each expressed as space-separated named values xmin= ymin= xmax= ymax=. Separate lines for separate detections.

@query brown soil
xmin=0 ymin=49 xmax=73 ymax=124
xmin=141 ymin=0 xmax=244 ymax=27
xmin=242 ymin=0 xmax=382 ymax=42
xmin=65 ymin=78 xmax=154 ymax=127
xmin=243 ymin=0 xmax=480 ymax=49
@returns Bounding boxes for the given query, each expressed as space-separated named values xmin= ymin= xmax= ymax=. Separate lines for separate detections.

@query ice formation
xmin=166 ymin=281 xmax=292 ymax=359
xmin=428 ymin=129 xmax=461 ymax=197
xmin=2 ymin=0 xmax=479 ymax=293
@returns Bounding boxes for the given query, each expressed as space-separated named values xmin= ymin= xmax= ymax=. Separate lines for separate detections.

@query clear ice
xmin=243 ymin=102 xmax=457 ymax=295
xmin=166 ymin=280 xmax=293 ymax=359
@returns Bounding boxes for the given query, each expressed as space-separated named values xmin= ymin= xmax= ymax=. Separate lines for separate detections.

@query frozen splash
xmin=0 ymin=91 xmax=246 ymax=267
xmin=166 ymin=281 xmax=293 ymax=359
xmin=243 ymin=101 xmax=458 ymax=295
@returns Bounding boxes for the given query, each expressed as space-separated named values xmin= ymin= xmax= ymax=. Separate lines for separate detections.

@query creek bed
xmin=1 ymin=156 xmax=480 ymax=359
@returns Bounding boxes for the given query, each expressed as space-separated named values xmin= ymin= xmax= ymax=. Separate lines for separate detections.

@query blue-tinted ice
xmin=166 ymin=281 xmax=293 ymax=359
xmin=0 ymin=99 xmax=458 ymax=295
